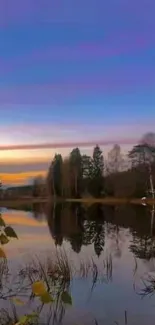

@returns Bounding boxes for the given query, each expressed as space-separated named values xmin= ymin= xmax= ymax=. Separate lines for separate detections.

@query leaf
xmin=4 ymin=226 xmax=18 ymax=239
xmin=61 ymin=291 xmax=72 ymax=305
xmin=0 ymin=248 xmax=6 ymax=259
xmin=0 ymin=234 xmax=9 ymax=245
xmin=15 ymin=313 xmax=38 ymax=325
xmin=0 ymin=216 xmax=5 ymax=227
xmin=32 ymin=281 xmax=47 ymax=296
xmin=26 ymin=313 xmax=38 ymax=320
xmin=12 ymin=297 xmax=25 ymax=306
xmin=40 ymin=292 xmax=54 ymax=304
xmin=15 ymin=316 xmax=27 ymax=325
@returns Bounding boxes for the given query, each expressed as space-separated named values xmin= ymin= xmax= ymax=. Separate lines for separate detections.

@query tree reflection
xmin=130 ymin=235 xmax=155 ymax=260
xmin=45 ymin=203 xmax=105 ymax=257
xmin=103 ymin=205 xmax=155 ymax=261
xmin=46 ymin=202 xmax=63 ymax=247
xmin=82 ymin=204 xmax=105 ymax=257
xmin=129 ymin=206 xmax=155 ymax=260
xmin=32 ymin=202 xmax=155 ymax=261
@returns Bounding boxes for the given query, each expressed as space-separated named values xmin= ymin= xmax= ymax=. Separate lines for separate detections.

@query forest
xmin=37 ymin=132 xmax=155 ymax=199
xmin=2 ymin=133 xmax=155 ymax=200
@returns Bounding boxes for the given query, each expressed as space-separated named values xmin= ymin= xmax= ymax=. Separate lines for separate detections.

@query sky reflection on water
xmin=1 ymin=204 xmax=155 ymax=324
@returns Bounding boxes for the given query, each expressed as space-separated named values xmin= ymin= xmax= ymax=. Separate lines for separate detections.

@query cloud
xmin=0 ymin=0 xmax=40 ymax=26
xmin=0 ymin=123 xmax=154 ymax=184
xmin=1 ymin=0 xmax=154 ymax=26
xmin=0 ymin=138 xmax=139 ymax=152
xmin=2 ymin=35 xmax=154 ymax=72
xmin=0 ymin=161 xmax=50 ymax=173
xmin=0 ymin=68 xmax=154 ymax=105
xmin=0 ymin=121 xmax=154 ymax=152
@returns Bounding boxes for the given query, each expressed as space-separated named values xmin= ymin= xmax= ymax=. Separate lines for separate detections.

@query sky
xmin=0 ymin=0 xmax=155 ymax=185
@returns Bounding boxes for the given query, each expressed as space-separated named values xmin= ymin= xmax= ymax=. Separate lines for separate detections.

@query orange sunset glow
xmin=3 ymin=211 xmax=47 ymax=227
xmin=0 ymin=170 xmax=47 ymax=185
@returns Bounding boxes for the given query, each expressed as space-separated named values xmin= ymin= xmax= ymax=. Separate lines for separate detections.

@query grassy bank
xmin=0 ymin=196 xmax=155 ymax=208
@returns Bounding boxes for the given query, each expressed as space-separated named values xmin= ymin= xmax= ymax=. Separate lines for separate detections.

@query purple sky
xmin=0 ymin=0 xmax=155 ymax=179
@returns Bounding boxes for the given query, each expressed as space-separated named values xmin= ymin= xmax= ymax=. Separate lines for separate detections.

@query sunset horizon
xmin=0 ymin=0 xmax=155 ymax=186
xmin=1 ymin=2 xmax=155 ymax=323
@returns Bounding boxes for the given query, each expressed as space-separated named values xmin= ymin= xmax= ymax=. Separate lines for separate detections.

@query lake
xmin=0 ymin=203 xmax=155 ymax=325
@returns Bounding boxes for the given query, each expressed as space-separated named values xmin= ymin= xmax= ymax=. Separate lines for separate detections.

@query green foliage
xmin=4 ymin=226 xmax=18 ymax=239
xmin=82 ymin=154 xmax=92 ymax=178
xmin=89 ymin=145 xmax=104 ymax=197
xmin=0 ymin=212 xmax=75 ymax=325
xmin=61 ymin=291 xmax=72 ymax=305
xmin=47 ymin=145 xmax=105 ymax=199
xmin=92 ymin=145 xmax=104 ymax=178
xmin=69 ymin=148 xmax=83 ymax=197
xmin=129 ymin=144 xmax=155 ymax=167
xmin=0 ymin=214 xmax=18 ymax=259
xmin=16 ymin=313 xmax=38 ymax=325
xmin=45 ymin=133 xmax=155 ymax=199
xmin=48 ymin=154 xmax=63 ymax=197
xmin=40 ymin=292 xmax=54 ymax=303
xmin=0 ymin=234 xmax=9 ymax=245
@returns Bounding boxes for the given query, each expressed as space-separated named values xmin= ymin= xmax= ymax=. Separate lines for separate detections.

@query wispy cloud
xmin=0 ymin=138 xmax=139 ymax=151
xmin=1 ymin=0 xmax=154 ymax=26
xmin=2 ymin=35 xmax=154 ymax=72
xmin=1 ymin=69 xmax=154 ymax=105
xmin=0 ymin=161 xmax=50 ymax=173
xmin=0 ymin=121 xmax=154 ymax=151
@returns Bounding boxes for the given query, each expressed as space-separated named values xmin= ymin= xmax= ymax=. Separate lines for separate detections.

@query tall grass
xmin=138 ymin=275 xmax=155 ymax=298
xmin=0 ymin=259 xmax=8 ymax=290
xmin=17 ymin=249 xmax=113 ymax=291
xmin=0 ymin=249 xmax=113 ymax=301
xmin=0 ymin=249 xmax=113 ymax=325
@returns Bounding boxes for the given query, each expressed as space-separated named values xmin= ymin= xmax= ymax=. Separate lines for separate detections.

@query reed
xmin=0 ymin=249 xmax=114 ymax=325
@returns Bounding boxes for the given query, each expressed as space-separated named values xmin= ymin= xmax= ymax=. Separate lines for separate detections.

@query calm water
xmin=1 ymin=203 xmax=155 ymax=324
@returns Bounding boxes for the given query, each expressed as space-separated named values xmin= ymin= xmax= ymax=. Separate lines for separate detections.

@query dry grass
xmin=0 ymin=259 xmax=9 ymax=290
xmin=138 ymin=275 xmax=155 ymax=298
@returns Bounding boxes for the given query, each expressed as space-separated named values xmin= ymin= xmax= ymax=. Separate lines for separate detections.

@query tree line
xmin=46 ymin=145 xmax=104 ymax=198
xmin=45 ymin=133 xmax=155 ymax=199
xmin=1 ymin=133 xmax=155 ymax=200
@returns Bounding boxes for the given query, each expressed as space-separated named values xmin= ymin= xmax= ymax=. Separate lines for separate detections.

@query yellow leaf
xmin=12 ymin=297 xmax=25 ymax=306
xmin=14 ymin=316 xmax=29 ymax=325
xmin=0 ymin=248 xmax=6 ymax=259
xmin=16 ymin=313 xmax=38 ymax=325
xmin=0 ymin=216 xmax=6 ymax=227
xmin=32 ymin=281 xmax=47 ymax=296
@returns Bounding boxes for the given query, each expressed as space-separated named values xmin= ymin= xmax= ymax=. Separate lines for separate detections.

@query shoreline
xmin=0 ymin=197 xmax=155 ymax=208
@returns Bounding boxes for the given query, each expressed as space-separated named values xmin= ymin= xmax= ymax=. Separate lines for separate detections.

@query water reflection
xmin=35 ymin=202 xmax=155 ymax=261
xmin=46 ymin=203 xmax=105 ymax=257
xmin=1 ymin=204 xmax=155 ymax=324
